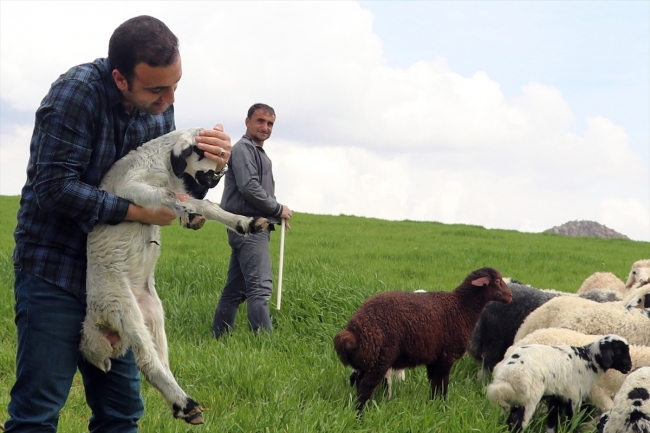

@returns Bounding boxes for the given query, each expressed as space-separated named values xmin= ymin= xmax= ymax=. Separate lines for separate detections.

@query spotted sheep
xmin=487 ymin=335 xmax=632 ymax=432
xmin=598 ymin=366 xmax=650 ymax=433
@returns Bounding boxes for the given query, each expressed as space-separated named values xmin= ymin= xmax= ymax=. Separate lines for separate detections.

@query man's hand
xmin=281 ymin=205 xmax=292 ymax=230
xmin=195 ymin=124 xmax=231 ymax=171
xmin=125 ymin=194 xmax=190 ymax=226
xmin=125 ymin=204 xmax=177 ymax=226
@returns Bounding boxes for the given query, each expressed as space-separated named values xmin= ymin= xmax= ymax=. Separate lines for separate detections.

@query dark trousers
xmin=212 ymin=228 xmax=273 ymax=338
xmin=5 ymin=269 xmax=143 ymax=433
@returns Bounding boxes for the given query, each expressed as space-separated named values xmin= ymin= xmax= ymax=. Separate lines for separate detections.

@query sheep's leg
xmin=506 ymin=405 xmax=525 ymax=432
xmin=426 ymin=360 xmax=453 ymax=399
xmin=384 ymin=375 xmax=393 ymax=401
xmin=355 ymin=368 xmax=388 ymax=414
xmin=186 ymin=198 xmax=268 ymax=234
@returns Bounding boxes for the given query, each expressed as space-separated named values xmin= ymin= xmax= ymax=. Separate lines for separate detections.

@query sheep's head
xmin=624 ymin=280 xmax=650 ymax=310
xmin=625 ymin=259 xmax=650 ymax=289
xmin=467 ymin=267 xmax=512 ymax=304
xmin=594 ymin=335 xmax=631 ymax=374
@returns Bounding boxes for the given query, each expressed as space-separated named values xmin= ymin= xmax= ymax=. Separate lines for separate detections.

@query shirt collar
xmin=99 ymin=58 xmax=124 ymax=110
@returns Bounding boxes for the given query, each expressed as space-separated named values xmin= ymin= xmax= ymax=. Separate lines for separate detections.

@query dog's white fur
xmin=80 ymin=128 xmax=268 ymax=424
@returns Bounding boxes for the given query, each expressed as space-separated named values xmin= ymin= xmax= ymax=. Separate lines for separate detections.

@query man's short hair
xmin=108 ymin=15 xmax=179 ymax=87
xmin=247 ymin=103 xmax=275 ymax=119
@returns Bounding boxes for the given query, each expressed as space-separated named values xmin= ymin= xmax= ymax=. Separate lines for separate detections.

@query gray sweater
xmin=220 ymin=135 xmax=283 ymax=225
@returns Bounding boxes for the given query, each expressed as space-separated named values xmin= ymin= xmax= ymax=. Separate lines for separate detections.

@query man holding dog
xmin=6 ymin=15 xmax=230 ymax=432
xmin=212 ymin=103 xmax=293 ymax=339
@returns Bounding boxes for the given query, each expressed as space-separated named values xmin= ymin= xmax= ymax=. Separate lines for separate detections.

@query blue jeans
xmin=5 ymin=268 xmax=143 ymax=433
xmin=212 ymin=229 xmax=273 ymax=338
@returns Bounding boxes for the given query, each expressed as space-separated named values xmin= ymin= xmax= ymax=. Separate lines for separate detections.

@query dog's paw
xmin=187 ymin=213 xmax=205 ymax=230
xmin=179 ymin=213 xmax=206 ymax=230
xmin=235 ymin=217 xmax=269 ymax=235
xmin=173 ymin=398 xmax=204 ymax=425
xmin=252 ymin=217 xmax=269 ymax=233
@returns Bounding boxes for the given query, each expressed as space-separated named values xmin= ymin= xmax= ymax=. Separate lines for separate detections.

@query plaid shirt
xmin=13 ymin=57 xmax=175 ymax=301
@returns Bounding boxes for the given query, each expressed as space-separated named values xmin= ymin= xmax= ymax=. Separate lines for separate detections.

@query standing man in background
xmin=6 ymin=15 xmax=231 ymax=432
xmin=212 ymin=103 xmax=292 ymax=339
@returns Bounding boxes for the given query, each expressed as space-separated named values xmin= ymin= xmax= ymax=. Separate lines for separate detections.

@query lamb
xmin=513 ymin=284 xmax=650 ymax=346
xmin=487 ymin=335 xmax=632 ymax=432
xmin=468 ymin=280 xmax=621 ymax=376
xmin=578 ymin=271 xmax=626 ymax=294
xmin=333 ymin=267 xmax=512 ymax=413
xmin=597 ymin=366 xmax=650 ymax=433
xmin=346 ymin=289 xmax=431 ymax=399
xmin=499 ymin=328 xmax=650 ymax=411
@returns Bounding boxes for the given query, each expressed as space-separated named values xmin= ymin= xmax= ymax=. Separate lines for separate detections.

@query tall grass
xmin=1 ymin=195 xmax=647 ymax=432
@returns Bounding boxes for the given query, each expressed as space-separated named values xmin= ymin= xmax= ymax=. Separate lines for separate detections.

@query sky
xmin=1 ymin=1 xmax=649 ymax=242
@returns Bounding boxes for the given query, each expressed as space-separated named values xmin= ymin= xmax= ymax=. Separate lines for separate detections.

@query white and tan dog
xmin=80 ymin=128 xmax=268 ymax=424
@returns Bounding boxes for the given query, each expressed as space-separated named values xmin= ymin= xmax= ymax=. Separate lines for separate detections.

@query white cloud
xmin=1 ymin=1 xmax=648 ymax=242
xmin=0 ymin=125 xmax=32 ymax=195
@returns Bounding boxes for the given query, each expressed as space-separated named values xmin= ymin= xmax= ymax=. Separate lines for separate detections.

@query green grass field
xmin=1 ymin=194 xmax=647 ymax=432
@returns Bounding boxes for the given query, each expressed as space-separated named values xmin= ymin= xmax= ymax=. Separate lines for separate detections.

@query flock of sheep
xmin=334 ymin=260 xmax=650 ymax=432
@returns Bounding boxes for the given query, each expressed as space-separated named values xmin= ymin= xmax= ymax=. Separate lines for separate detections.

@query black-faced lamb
xmin=597 ymin=366 xmax=650 ymax=433
xmin=468 ymin=280 xmax=621 ymax=376
xmin=499 ymin=328 xmax=650 ymax=411
xmin=487 ymin=335 xmax=633 ymax=433
xmin=333 ymin=267 xmax=512 ymax=413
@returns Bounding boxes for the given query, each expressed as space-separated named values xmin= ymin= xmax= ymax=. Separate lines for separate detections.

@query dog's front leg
xmin=118 ymin=176 xmax=205 ymax=229
xmin=187 ymin=199 xmax=268 ymax=235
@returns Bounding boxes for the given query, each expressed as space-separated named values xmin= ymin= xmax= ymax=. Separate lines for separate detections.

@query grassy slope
xmin=0 ymin=195 xmax=647 ymax=432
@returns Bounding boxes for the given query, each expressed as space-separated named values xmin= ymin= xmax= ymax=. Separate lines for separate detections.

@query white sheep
xmin=625 ymin=259 xmax=650 ymax=289
xmin=514 ymin=283 xmax=650 ymax=345
xmin=578 ymin=271 xmax=626 ymax=294
xmin=597 ymin=366 xmax=650 ymax=433
xmin=499 ymin=328 xmax=650 ymax=411
xmin=487 ymin=335 xmax=632 ymax=432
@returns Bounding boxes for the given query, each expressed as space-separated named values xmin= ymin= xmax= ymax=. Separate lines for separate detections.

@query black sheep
xmin=467 ymin=282 xmax=622 ymax=377
xmin=333 ymin=267 xmax=512 ymax=413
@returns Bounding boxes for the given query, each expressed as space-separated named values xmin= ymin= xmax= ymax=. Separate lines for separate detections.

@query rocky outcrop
xmin=543 ymin=220 xmax=629 ymax=240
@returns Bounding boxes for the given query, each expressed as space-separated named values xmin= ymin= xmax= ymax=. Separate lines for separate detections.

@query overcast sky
xmin=1 ymin=1 xmax=649 ymax=241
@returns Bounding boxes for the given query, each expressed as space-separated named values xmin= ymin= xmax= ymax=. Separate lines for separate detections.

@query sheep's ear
xmin=599 ymin=343 xmax=614 ymax=370
xmin=171 ymin=144 xmax=193 ymax=176
xmin=471 ymin=276 xmax=491 ymax=287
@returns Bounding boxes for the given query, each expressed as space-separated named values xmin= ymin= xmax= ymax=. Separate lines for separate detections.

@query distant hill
xmin=543 ymin=220 xmax=629 ymax=240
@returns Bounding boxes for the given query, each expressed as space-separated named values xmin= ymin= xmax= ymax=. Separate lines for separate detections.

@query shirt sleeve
xmin=231 ymin=143 xmax=282 ymax=216
xmin=31 ymin=78 xmax=130 ymax=233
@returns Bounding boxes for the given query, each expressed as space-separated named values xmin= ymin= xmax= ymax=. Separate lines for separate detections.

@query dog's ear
xmin=171 ymin=143 xmax=194 ymax=176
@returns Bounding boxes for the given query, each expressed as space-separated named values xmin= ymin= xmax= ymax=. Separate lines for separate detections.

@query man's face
xmin=245 ymin=109 xmax=275 ymax=146
xmin=113 ymin=55 xmax=182 ymax=115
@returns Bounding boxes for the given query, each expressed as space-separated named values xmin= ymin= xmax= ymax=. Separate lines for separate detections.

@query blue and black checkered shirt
xmin=13 ymin=57 xmax=176 ymax=301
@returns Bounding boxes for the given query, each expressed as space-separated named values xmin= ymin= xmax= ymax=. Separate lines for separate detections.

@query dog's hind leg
xmin=137 ymin=277 xmax=170 ymax=370
xmin=188 ymin=198 xmax=269 ymax=234
xmin=122 ymin=288 xmax=203 ymax=424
